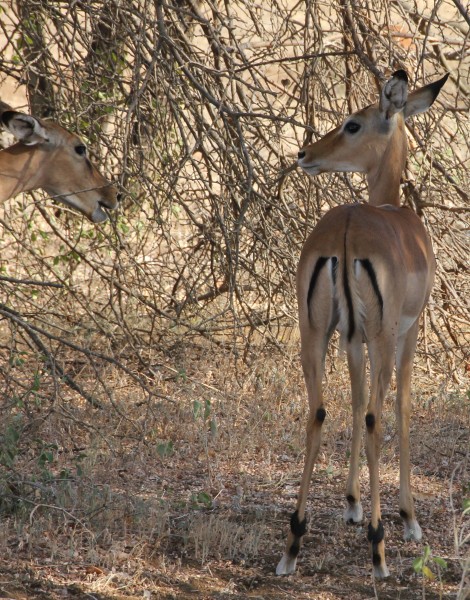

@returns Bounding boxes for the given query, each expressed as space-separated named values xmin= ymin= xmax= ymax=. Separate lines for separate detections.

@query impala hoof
xmin=373 ymin=563 xmax=390 ymax=579
xmin=344 ymin=501 xmax=363 ymax=524
xmin=404 ymin=519 xmax=422 ymax=541
xmin=276 ymin=553 xmax=297 ymax=575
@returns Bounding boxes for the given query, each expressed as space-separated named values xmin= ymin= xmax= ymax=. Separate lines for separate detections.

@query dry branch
xmin=0 ymin=0 xmax=468 ymax=404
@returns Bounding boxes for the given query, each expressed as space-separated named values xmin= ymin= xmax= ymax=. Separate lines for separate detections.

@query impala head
xmin=298 ymin=70 xmax=448 ymax=204
xmin=1 ymin=110 xmax=118 ymax=222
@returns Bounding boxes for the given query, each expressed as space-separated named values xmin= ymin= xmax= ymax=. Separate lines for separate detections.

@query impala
xmin=0 ymin=102 xmax=118 ymax=222
xmin=276 ymin=70 xmax=448 ymax=578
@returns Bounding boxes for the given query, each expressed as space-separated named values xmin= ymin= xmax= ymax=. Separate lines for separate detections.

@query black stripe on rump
xmin=331 ymin=256 xmax=338 ymax=285
xmin=343 ymin=229 xmax=355 ymax=342
xmin=307 ymin=256 xmax=328 ymax=325
xmin=358 ymin=258 xmax=384 ymax=320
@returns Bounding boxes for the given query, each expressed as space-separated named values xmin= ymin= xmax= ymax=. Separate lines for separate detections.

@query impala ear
xmin=1 ymin=111 xmax=49 ymax=145
xmin=0 ymin=100 xmax=12 ymax=115
xmin=404 ymin=73 xmax=449 ymax=119
xmin=379 ymin=70 xmax=408 ymax=120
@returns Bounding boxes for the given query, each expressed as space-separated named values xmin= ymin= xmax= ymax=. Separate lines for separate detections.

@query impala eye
xmin=75 ymin=144 xmax=87 ymax=156
xmin=344 ymin=121 xmax=361 ymax=134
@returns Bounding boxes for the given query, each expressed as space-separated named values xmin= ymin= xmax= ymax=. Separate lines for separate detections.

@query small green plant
xmin=413 ymin=544 xmax=447 ymax=581
xmin=192 ymin=398 xmax=210 ymax=421
xmin=190 ymin=491 xmax=213 ymax=509
xmin=0 ymin=414 xmax=23 ymax=468
xmin=37 ymin=441 xmax=59 ymax=480
xmin=156 ymin=440 xmax=174 ymax=458
xmin=192 ymin=398 xmax=217 ymax=437
xmin=320 ymin=464 xmax=336 ymax=478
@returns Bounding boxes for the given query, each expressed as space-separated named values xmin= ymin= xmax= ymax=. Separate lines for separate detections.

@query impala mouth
xmin=299 ymin=161 xmax=321 ymax=175
xmin=51 ymin=192 xmax=110 ymax=223
xmin=44 ymin=185 xmax=118 ymax=223
xmin=297 ymin=154 xmax=317 ymax=168
xmin=91 ymin=202 xmax=110 ymax=223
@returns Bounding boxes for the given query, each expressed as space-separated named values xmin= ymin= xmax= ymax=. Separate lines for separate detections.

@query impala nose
xmin=298 ymin=150 xmax=306 ymax=160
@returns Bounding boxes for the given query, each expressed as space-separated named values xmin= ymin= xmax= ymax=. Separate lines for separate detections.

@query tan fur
xmin=277 ymin=71 xmax=447 ymax=578
xmin=0 ymin=109 xmax=118 ymax=222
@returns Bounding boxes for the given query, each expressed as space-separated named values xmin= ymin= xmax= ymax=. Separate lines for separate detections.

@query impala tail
xmin=305 ymin=215 xmax=385 ymax=349
xmin=336 ymin=251 xmax=384 ymax=350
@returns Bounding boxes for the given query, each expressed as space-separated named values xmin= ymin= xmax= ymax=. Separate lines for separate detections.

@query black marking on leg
xmin=365 ymin=413 xmax=375 ymax=432
xmin=290 ymin=510 xmax=307 ymax=538
xmin=372 ymin=551 xmax=382 ymax=566
xmin=307 ymin=256 xmax=328 ymax=325
xmin=316 ymin=407 xmax=326 ymax=424
xmin=288 ymin=511 xmax=306 ymax=558
xmin=359 ymin=258 xmax=384 ymax=321
xmin=331 ymin=256 xmax=338 ymax=286
xmin=289 ymin=538 xmax=301 ymax=558
xmin=345 ymin=494 xmax=358 ymax=524
xmin=368 ymin=520 xmax=385 ymax=567
xmin=367 ymin=520 xmax=385 ymax=544
xmin=399 ymin=509 xmax=408 ymax=520
xmin=343 ymin=220 xmax=355 ymax=342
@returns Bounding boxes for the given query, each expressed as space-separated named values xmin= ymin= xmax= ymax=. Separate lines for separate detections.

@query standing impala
xmin=0 ymin=103 xmax=118 ymax=222
xmin=276 ymin=70 xmax=448 ymax=578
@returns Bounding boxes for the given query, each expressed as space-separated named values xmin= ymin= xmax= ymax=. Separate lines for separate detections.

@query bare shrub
xmin=1 ymin=1 xmax=468 ymax=389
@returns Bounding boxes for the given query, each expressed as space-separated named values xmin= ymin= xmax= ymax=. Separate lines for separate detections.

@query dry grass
xmin=0 ymin=346 xmax=467 ymax=599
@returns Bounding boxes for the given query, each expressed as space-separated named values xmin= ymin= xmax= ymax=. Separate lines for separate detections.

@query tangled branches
xmin=0 ymin=0 xmax=468 ymax=409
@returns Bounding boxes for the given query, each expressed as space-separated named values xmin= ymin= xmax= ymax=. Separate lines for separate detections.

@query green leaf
xmin=192 ymin=399 xmax=202 ymax=419
xmin=156 ymin=441 xmax=174 ymax=458
xmin=422 ymin=565 xmax=435 ymax=580
xmin=204 ymin=399 xmax=211 ymax=420
xmin=423 ymin=545 xmax=431 ymax=561
xmin=433 ymin=556 xmax=447 ymax=569
xmin=32 ymin=371 xmax=41 ymax=392
xmin=413 ymin=557 xmax=424 ymax=573
xmin=196 ymin=491 xmax=212 ymax=507
xmin=210 ymin=418 xmax=218 ymax=437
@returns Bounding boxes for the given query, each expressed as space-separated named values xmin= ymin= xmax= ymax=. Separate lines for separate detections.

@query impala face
xmin=297 ymin=106 xmax=406 ymax=178
xmin=276 ymin=70 xmax=448 ymax=579
xmin=0 ymin=110 xmax=118 ymax=222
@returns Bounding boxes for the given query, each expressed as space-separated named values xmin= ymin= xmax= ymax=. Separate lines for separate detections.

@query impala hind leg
xmin=365 ymin=336 xmax=396 ymax=579
xmin=276 ymin=335 xmax=327 ymax=576
xmin=396 ymin=320 xmax=422 ymax=541
xmin=344 ymin=336 xmax=367 ymax=524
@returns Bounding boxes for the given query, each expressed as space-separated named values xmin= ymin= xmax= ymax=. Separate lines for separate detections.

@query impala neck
xmin=366 ymin=117 xmax=407 ymax=207
xmin=0 ymin=144 xmax=44 ymax=202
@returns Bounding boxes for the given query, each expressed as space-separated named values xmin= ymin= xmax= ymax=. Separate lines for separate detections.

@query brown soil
xmin=0 ymin=350 xmax=467 ymax=600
